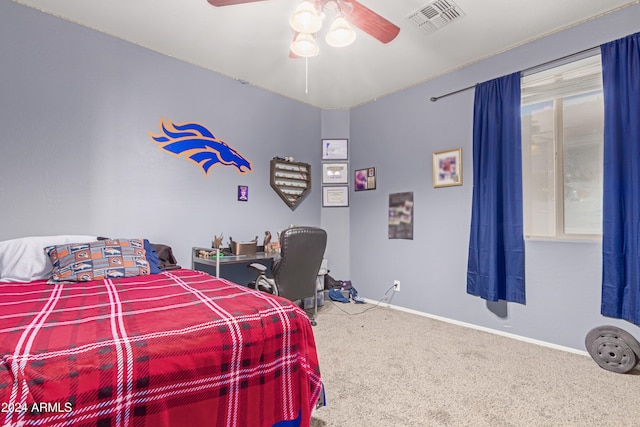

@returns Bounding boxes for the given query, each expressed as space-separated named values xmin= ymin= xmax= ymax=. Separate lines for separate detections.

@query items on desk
xmin=263 ymin=230 xmax=284 ymax=255
xmin=266 ymin=241 xmax=281 ymax=255
xmin=229 ymin=236 xmax=258 ymax=255
xmin=263 ymin=231 xmax=281 ymax=255
xmin=197 ymin=249 xmax=223 ymax=258
xmin=204 ymin=231 xmax=283 ymax=257
xmin=212 ymin=234 xmax=224 ymax=249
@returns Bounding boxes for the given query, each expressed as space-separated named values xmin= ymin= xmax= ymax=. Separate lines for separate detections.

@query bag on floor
xmin=324 ymin=273 xmax=343 ymax=290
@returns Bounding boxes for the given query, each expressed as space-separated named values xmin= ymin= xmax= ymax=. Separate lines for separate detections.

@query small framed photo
xmin=322 ymin=186 xmax=349 ymax=207
xmin=322 ymin=139 xmax=348 ymax=160
xmin=322 ymin=163 xmax=349 ymax=184
xmin=237 ymin=185 xmax=249 ymax=201
xmin=355 ymin=167 xmax=376 ymax=191
xmin=433 ymin=148 xmax=462 ymax=188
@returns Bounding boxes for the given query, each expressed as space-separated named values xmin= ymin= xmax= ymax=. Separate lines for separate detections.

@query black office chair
xmin=248 ymin=226 xmax=327 ymax=326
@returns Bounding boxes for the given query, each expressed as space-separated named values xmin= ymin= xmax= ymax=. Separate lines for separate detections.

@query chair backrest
xmin=273 ymin=226 xmax=327 ymax=302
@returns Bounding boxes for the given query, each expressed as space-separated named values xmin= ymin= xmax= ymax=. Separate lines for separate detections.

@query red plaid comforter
xmin=0 ymin=269 xmax=323 ymax=427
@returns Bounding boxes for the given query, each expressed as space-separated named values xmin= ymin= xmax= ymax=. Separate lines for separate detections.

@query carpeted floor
xmin=308 ymin=301 xmax=640 ymax=427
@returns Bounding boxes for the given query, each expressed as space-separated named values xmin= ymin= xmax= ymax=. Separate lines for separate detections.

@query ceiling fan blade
xmin=341 ymin=0 xmax=400 ymax=44
xmin=207 ymin=0 xmax=268 ymax=6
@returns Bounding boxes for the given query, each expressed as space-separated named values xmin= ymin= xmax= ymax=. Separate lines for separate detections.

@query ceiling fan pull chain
xmin=305 ymin=56 xmax=309 ymax=95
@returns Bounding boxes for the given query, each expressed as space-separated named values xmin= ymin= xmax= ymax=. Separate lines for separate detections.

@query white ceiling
xmin=14 ymin=0 xmax=639 ymax=109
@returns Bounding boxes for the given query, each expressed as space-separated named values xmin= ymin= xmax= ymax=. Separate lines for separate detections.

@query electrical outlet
xmin=393 ymin=280 xmax=400 ymax=292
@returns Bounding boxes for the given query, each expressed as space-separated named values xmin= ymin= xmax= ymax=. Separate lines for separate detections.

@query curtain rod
xmin=429 ymin=45 xmax=600 ymax=102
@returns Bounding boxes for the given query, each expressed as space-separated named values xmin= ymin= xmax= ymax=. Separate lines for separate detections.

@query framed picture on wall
xmin=355 ymin=167 xmax=376 ymax=191
xmin=322 ymin=186 xmax=349 ymax=207
xmin=237 ymin=185 xmax=249 ymax=201
xmin=322 ymin=139 xmax=348 ymax=160
xmin=322 ymin=163 xmax=349 ymax=184
xmin=433 ymin=148 xmax=462 ymax=188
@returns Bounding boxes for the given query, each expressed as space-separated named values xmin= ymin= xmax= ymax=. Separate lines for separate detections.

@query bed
xmin=0 ymin=236 xmax=324 ymax=427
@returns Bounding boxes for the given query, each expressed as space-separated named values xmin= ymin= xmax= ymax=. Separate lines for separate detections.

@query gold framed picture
xmin=433 ymin=148 xmax=462 ymax=188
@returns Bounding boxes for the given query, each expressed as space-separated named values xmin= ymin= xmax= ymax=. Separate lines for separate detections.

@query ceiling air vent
xmin=407 ymin=0 xmax=466 ymax=35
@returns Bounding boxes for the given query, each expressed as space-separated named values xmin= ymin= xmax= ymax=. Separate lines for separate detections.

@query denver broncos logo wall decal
xmin=149 ymin=118 xmax=252 ymax=176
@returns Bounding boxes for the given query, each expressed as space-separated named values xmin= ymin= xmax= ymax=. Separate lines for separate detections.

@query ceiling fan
xmin=206 ymin=0 xmax=400 ymax=53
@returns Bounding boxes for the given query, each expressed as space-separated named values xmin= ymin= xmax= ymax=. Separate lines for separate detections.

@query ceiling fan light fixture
xmin=290 ymin=33 xmax=319 ymax=58
xmin=325 ymin=16 xmax=356 ymax=48
xmin=289 ymin=1 xmax=323 ymax=34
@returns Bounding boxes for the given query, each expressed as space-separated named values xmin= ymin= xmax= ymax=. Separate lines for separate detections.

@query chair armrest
xmin=247 ymin=263 xmax=268 ymax=273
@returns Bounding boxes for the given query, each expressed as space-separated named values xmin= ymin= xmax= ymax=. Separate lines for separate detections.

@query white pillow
xmin=0 ymin=235 xmax=97 ymax=282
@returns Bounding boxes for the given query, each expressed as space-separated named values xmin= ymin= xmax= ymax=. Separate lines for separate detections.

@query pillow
xmin=45 ymin=238 xmax=150 ymax=282
xmin=99 ymin=237 xmax=162 ymax=274
xmin=0 ymin=235 xmax=97 ymax=282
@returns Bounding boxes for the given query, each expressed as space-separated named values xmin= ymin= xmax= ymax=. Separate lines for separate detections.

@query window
xmin=521 ymin=54 xmax=604 ymax=238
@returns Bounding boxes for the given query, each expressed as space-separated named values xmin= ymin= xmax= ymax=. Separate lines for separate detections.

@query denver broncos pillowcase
xmin=46 ymin=238 xmax=150 ymax=282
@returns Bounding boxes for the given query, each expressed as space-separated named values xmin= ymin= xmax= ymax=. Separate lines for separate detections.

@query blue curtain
xmin=601 ymin=32 xmax=640 ymax=324
xmin=467 ymin=72 xmax=525 ymax=304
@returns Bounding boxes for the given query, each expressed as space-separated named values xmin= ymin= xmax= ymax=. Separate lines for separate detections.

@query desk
xmin=192 ymin=247 xmax=275 ymax=278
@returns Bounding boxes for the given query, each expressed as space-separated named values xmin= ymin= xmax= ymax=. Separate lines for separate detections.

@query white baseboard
xmin=363 ymin=298 xmax=589 ymax=357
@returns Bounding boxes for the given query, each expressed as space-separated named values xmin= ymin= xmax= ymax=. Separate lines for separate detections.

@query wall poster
xmin=388 ymin=192 xmax=414 ymax=240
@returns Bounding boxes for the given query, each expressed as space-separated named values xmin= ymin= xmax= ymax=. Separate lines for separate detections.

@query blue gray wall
xmin=0 ymin=1 xmax=322 ymax=267
xmin=2 ymin=0 xmax=640 ymax=351
xmin=349 ymin=4 xmax=640 ymax=351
